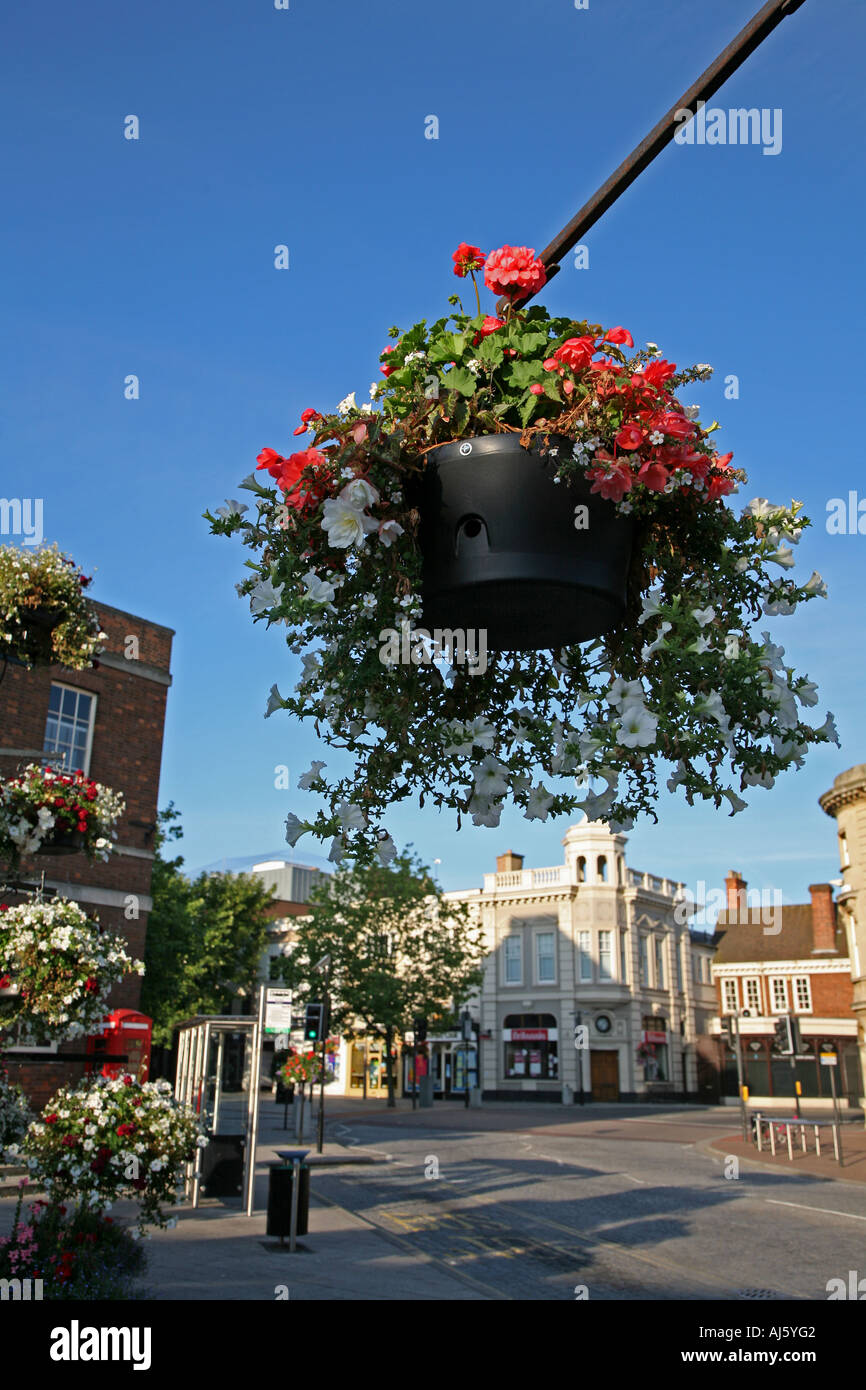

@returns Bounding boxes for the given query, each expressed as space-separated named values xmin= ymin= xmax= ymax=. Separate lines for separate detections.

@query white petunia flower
xmin=692 ymin=606 xmax=715 ymax=627
xmin=321 ymin=498 xmax=378 ymax=549
xmin=804 ymin=571 xmax=828 ymax=598
xmin=250 ymin=575 xmax=285 ymax=615
xmin=284 ymin=813 xmax=309 ymax=847
xmin=303 ymin=570 xmax=337 ymax=605
xmin=525 ymin=783 xmax=555 ymax=822
xmin=297 ymin=761 xmax=326 ymax=790
xmin=617 ymin=704 xmax=658 ymax=750
xmin=337 ymin=800 xmax=367 ymax=832
xmin=473 ymin=754 xmax=510 ymax=798
xmin=264 ymin=684 xmax=285 ymax=718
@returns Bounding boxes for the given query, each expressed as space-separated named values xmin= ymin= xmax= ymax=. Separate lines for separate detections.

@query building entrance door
xmin=590 ymin=1050 xmax=620 ymax=1101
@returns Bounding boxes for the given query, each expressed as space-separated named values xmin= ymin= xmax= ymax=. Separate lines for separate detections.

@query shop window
xmin=503 ymin=1013 xmax=558 ymax=1081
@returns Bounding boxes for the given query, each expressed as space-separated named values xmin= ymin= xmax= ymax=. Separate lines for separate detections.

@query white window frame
xmin=598 ymin=930 xmax=613 ymax=982
xmin=769 ymin=976 xmax=788 ymax=1014
xmin=503 ymin=934 xmax=523 ymax=986
xmin=743 ymin=976 xmax=761 ymax=1015
xmin=43 ymin=681 xmax=97 ymax=776
xmin=792 ymin=975 xmax=812 ymax=1013
xmin=619 ymin=930 xmax=629 ymax=984
xmin=535 ymin=930 xmax=556 ymax=985
xmin=722 ymin=977 xmax=739 ymax=1013
xmin=578 ymin=931 xmax=593 ymax=982
xmin=654 ymin=936 xmax=665 ymax=990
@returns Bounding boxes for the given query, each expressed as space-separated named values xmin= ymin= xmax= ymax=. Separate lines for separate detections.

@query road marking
xmin=765 ymin=1199 xmax=866 ymax=1223
xmin=622 ymin=1174 xmax=645 ymax=1184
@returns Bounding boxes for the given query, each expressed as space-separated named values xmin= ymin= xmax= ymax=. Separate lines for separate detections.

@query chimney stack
xmin=809 ymin=883 xmax=837 ymax=954
xmin=496 ymin=850 xmax=524 ymax=873
xmin=724 ymin=870 xmax=747 ymax=920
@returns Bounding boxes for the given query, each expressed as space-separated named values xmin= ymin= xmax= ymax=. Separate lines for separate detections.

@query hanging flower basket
xmin=207 ymin=241 xmax=837 ymax=862
xmin=0 ymin=764 xmax=124 ymax=872
xmin=18 ymin=1074 xmax=206 ymax=1232
xmin=413 ymin=432 xmax=634 ymax=649
xmin=0 ymin=544 xmax=104 ymax=670
xmin=0 ymin=897 xmax=143 ymax=1043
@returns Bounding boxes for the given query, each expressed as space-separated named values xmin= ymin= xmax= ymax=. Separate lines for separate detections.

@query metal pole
xmin=317 ymin=968 xmax=330 ymax=1155
xmin=498 ymin=0 xmax=807 ymax=311
xmin=244 ymin=988 xmax=266 ymax=1217
xmin=732 ymin=1013 xmax=748 ymax=1142
xmin=289 ymin=1157 xmax=301 ymax=1253
xmin=213 ymin=1032 xmax=225 ymax=1134
xmin=829 ymin=1064 xmax=843 ymax=1165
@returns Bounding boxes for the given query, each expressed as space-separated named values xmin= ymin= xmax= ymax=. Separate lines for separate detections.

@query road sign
xmin=265 ymin=988 xmax=294 ymax=1034
xmin=820 ymin=1052 xmax=838 ymax=1066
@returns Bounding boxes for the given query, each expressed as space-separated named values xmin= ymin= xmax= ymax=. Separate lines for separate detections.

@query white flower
xmin=683 ymin=405 xmax=701 ymax=421
xmin=361 ymin=593 xmax=377 ymax=612
xmin=695 ymin=364 xmax=714 ymax=380
xmin=804 ymin=571 xmax=827 ymax=599
xmin=692 ymin=606 xmax=715 ymax=627
xmin=466 ymin=359 xmax=483 ymax=374
xmin=649 ymin=430 xmax=665 ymax=445
xmin=637 ymin=588 xmax=664 ymax=625
xmin=473 ymin=754 xmax=510 ymax=798
xmin=640 ymin=621 xmax=672 ymax=660
xmin=763 ymin=593 xmax=797 ymax=617
xmin=298 ymin=761 xmax=326 ymax=790
xmin=196 ymin=1134 xmax=209 ymax=1148
xmin=617 ymin=705 xmax=658 ymax=750
xmin=264 ymin=683 xmax=285 ymax=718
xmin=645 ymin=342 xmax=660 ymax=355
xmin=605 ymin=678 xmax=645 ymax=709
xmin=369 ymin=382 xmax=379 ymax=399
xmin=376 ymin=834 xmax=397 ymax=865
xmin=468 ymin=797 xmax=502 ymax=828
xmin=339 ymin=477 xmax=380 ymax=510
xmin=722 ymin=790 xmax=748 ymax=815
xmin=816 ymin=711 xmax=840 ymax=746
xmin=303 ymin=570 xmax=337 ymax=604
xmin=525 ymin=783 xmax=555 ymax=822
xmin=766 ymin=546 xmax=796 ymax=570
xmin=284 ymin=813 xmax=309 ymax=847
xmin=743 ymin=497 xmax=782 ymax=520
xmin=337 ymin=392 xmax=357 ymax=415
xmin=337 ymin=800 xmax=367 ymax=832
xmin=321 ymin=498 xmax=378 ymax=549
xmin=759 ymin=634 xmax=786 ymax=669
xmin=794 ymin=678 xmax=819 ymax=708
xmin=250 ymin=575 xmax=285 ymax=615
xmin=688 ymin=634 xmax=711 ymax=655
xmin=328 ymin=837 xmax=345 ymax=864
xmin=667 ymin=760 xmax=689 ymax=793
xmin=378 ymin=520 xmax=405 ymax=548
xmin=215 ymin=498 xmax=249 ymax=519
xmin=405 ymin=350 xmax=426 ymax=364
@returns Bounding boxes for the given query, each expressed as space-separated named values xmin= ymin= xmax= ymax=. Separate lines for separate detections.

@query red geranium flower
xmin=380 ymin=344 xmax=398 ymax=376
xmin=293 ymin=407 xmax=322 ymax=437
xmin=472 ymin=315 xmax=504 ymax=346
xmin=605 ymin=326 xmax=634 ymax=347
xmin=615 ymin=423 xmax=644 ymax=452
xmin=546 ymin=336 xmax=597 ymax=374
xmin=588 ymin=458 xmax=634 ymax=503
xmin=529 ymin=383 xmax=544 ymax=395
xmin=639 ymin=359 xmax=677 ymax=388
xmin=483 ymin=245 xmax=547 ymax=300
xmin=452 ymin=243 xmax=486 ymax=278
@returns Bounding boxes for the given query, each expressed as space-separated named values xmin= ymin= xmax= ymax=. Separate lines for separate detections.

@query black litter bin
xmin=267 ymin=1160 xmax=310 ymax=1237
xmin=201 ymin=1133 xmax=245 ymax=1197
xmin=275 ymin=1080 xmax=295 ymax=1106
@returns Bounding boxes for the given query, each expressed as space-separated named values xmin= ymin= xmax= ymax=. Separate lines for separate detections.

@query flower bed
xmin=208 ymin=242 xmax=836 ymax=860
xmin=17 ymin=1074 xmax=206 ymax=1232
xmin=0 ymin=543 xmax=103 ymax=669
xmin=0 ymin=897 xmax=143 ymax=1042
xmin=0 ymin=1189 xmax=146 ymax=1299
xmin=0 ymin=763 xmax=124 ymax=869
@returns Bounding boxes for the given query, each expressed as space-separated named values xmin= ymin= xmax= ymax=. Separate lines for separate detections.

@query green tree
xmin=274 ymin=851 xmax=484 ymax=1106
xmin=141 ymin=807 xmax=272 ymax=1045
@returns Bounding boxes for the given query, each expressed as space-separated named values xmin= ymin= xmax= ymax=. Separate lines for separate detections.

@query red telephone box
xmin=86 ymin=1009 xmax=152 ymax=1081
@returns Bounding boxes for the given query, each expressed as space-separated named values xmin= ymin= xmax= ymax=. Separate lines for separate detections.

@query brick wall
xmin=1 ymin=600 xmax=173 ymax=1106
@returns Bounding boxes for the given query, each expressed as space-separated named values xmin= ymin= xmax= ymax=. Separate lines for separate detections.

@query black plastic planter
xmin=413 ymin=434 xmax=634 ymax=651
xmin=37 ymin=826 xmax=86 ymax=856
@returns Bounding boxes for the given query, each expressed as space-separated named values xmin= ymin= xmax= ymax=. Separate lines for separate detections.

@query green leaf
xmin=428 ymin=333 xmax=460 ymax=365
xmin=476 ymin=335 xmax=505 ymax=368
xmin=519 ymin=392 xmax=539 ymax=427
xmin=504 ymin=359 xmax=544 ymax=389
xmin=445 ymin=367 xmax=478 ymax=397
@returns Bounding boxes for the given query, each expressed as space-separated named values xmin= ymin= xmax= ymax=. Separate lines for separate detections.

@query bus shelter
xmin=174 ymin=1013 xmax=264 ymax=1216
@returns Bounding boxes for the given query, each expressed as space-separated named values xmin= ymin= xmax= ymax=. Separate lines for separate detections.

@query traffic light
xmin=304 ymin=1003 xmax=324 ymax=1042
xmin=773 ymin=1015 xmax=801 ymax=1056
xmin=413 ymin=1015 xmax=427 ymax=1044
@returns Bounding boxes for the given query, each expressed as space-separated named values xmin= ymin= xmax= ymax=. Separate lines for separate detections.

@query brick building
xmin=819 ymin=763 xmax=866 ymax=1103
xmin=0 ymin=601 xmax=173 ymax=1104
xmin=708 ymin=871 xmax=862 ymax=1107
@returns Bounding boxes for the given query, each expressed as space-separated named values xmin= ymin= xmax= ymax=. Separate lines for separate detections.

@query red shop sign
xmin=644 ymin=1030 xmax=667 ymax=1044
xmin=510 ymin=1028 xmax=548 ymax=1041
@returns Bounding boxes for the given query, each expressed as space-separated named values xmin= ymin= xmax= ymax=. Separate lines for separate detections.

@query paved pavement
xmin=3 ymin=1097 xmax=865 ymax=1300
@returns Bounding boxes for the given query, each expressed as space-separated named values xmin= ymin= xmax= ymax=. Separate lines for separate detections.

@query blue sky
xmin=2 ymin=0 xmax=864 ymax=904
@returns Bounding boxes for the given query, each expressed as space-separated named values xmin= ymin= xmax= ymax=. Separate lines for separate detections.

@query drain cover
xmin=737 ymin=1288 xmax=777 ymax=1300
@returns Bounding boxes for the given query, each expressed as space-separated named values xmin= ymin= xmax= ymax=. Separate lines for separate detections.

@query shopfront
xmin=348 ymin=1037 xmax=401 ymax=1095
xmin=404 ymin=1039 xmax=478 ymax=1097
xmin=502 ymin=1014 xmax=559 ymax=1086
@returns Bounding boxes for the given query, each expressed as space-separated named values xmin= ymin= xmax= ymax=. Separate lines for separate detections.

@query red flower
xmin=44 ymin=1113 xmax=59 ymax=1125
xmin=293 ymin=407 xmax=322 ymax=437
xmin=483 ymin=245 xmax=547 ymax=300
xmin=650 ymin=410 xmax=695 ymax=440
xmin=53 ymin=797 xmax=65 ymax=808
xmin=605 ymin=326 xmax=634 ymax=347
xmin=615 ymin=423 xmax=644 ymax=452
xmin=273 ymin=447 xmax=330 ymax=510
xmin=549 ymin=336 xmax=597 ymax=374
xmin=637 ymin=459 xmax=669 ymax=492
xmin=116 ymin=1122 xmax=136 ymax=1138
xmin=84 ymin=978 xmax=99 ymax=994
xmin=84 ymin=786 xmax=97 ymax=801
xmin=452 ymin=243 xmax=486 ymax=277
xmin=588 ymin=459 xmax=634 ymax=503
xmin=380 ymin=344 xmax=399 ymax=376
xmin=529 ymin=383 xmax=544 ymax=395
xmin=60 ymin=1135 xmax=77 ymax=1148
xmin=706 ymin=474 xmax=736 ymax=501
xmin=131 ymin=1177 xmax=147 ymax=1191
xmin=256 ymin=448 xmax=285 ymax=478
xmin=639 ymin=359 xmax=677 ymax=388
xmin=123 ymin=1074 xmax=134 ymax=1085
xmin=472 ymin=315 xmax=504 ymax=346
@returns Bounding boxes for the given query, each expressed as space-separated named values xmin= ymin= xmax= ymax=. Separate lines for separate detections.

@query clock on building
xmin=595 ymin=1014 xmax=613 ymax=1035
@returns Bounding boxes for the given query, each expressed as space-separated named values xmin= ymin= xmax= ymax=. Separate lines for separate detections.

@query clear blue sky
xmin=2 ymin=0 xmax=864 ymax=904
